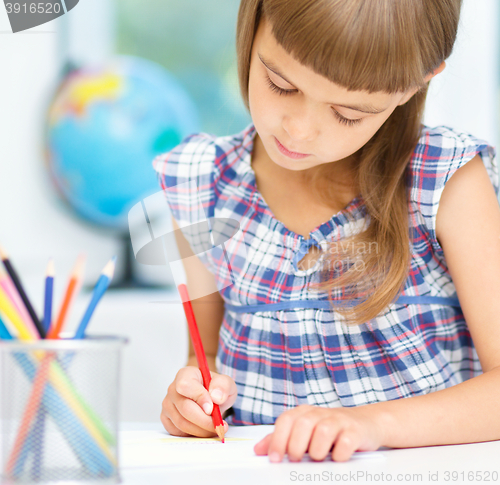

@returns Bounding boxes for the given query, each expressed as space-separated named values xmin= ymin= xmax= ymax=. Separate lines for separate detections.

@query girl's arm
xmin=255 ymin=154 xmax=500 ymax=461
xmin=378 ymin=153 xmax=500 ymax=447
xmin=172 ymin=216 xmax=225 ymax=371
xmin=160 ymin=217 xmax=235 ymax=437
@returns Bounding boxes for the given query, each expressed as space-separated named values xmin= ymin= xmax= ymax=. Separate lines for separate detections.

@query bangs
xmin=263 ymin=0 xmax=446 ymax=93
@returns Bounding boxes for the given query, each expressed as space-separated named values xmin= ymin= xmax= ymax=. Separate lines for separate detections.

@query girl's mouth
xmin=274 ymin=137 xmax=310 ymax=159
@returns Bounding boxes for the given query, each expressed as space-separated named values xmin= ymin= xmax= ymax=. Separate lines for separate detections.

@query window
xmin=116 ymin=0 xmax=251 ymax=136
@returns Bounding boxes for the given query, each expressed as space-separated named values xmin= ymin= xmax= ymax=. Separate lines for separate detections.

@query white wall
xmin=424 ymin=0 xmax=499 ymax=149
xmin=0 ymin=0 xmax=120 ymax=288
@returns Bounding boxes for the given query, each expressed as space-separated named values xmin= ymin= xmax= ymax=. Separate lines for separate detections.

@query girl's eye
xmin=266 ymin=74 xmax=362 ymax=127
xmin=331 ymin=108 xmax=362 ymax=127
xmin=265 ymin=75 xmax=296 ymax=96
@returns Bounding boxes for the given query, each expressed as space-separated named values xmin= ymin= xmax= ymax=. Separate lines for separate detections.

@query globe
xmin=44 ymin=55 xmax=200 ymax=229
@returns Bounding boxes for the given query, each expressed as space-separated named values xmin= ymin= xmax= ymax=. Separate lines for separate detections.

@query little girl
xmin=155 ymin=0 xmax=500 ymax=462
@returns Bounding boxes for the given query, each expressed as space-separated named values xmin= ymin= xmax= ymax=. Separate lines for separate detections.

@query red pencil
xmin=178 ymin=284 xmax=225 ymax=443
xmin=5 ymin=353 xmax=53 ymax=475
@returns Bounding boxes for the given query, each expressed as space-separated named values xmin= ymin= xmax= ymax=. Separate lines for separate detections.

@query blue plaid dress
xmin=154 ymin=123 xmax=498 ymax=425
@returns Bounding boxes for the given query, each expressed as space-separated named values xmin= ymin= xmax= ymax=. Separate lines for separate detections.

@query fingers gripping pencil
xmin=178 ymin=284 xmax=226 ymax=443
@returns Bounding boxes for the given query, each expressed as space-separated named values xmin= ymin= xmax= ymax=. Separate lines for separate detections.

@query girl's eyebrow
xmin=258 ymin=52 xmax=387 ymax=114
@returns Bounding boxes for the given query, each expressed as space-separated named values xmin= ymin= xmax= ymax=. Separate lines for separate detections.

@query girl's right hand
xmin=161 ymin=366 xmax=237 ymax=437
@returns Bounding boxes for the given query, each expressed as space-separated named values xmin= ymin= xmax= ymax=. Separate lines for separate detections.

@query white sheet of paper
xmin=120 ymin=425 xmax=385 ymax=469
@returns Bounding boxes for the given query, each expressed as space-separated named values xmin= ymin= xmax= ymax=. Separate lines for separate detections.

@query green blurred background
xmin=116 ymin=0 xmax=250 ymax=136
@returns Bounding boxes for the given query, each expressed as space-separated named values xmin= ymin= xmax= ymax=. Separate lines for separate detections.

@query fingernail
xmin=269 ymin=452 xmax=281 ymax=463
xmin=211 ymin=389 xmax=223 ymax=402
xmin=202 ymin=402 xmax=212 ymax=414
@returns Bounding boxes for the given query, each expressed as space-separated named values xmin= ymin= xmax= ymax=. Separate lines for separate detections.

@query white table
xmin=119 ymin=423 xmax=500 ymax=485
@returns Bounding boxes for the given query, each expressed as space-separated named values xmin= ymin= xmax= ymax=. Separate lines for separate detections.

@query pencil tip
xmin=46 ymin=258 xmax=55 ymax=277
xmin=215 ymin=425 xmax=225 ymax=443
xmin=70 ymin=254 xmax=85 ymax=276
xmin=102 ymin=256 xmax=116 ymax=279
xmin=0 ymin=245 xmax=7 ymax=260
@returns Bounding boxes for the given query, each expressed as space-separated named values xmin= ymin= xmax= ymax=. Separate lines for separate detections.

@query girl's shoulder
xmin=153 ymin=124 xmax=254 ymax=188
xmin=407 ymin=125 xmax=498 ymax=254
xmin=153 ymin=131 xmax=217 ymax=188
xmin=152 ymin=124 xmax=255 ymax=229
xmin=407 ymin=125 xmax=497 ymax=193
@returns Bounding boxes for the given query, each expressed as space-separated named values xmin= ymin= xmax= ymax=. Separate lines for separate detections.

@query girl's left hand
xmin=254 ymin=404 xmax=386 ymax=462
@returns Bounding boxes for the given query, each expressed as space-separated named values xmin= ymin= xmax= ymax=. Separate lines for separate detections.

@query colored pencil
xmin=0 ymin=313 xmax=13 ymax=340
xmin=44 ymin=255 xmax=114 ymax=445
xmin=0 ymin=315 xmax=110 ymax=476
xmin=0 ymin=245 xmax=45 ymax=338
xmin=32 ymin=258 xmax=54 ymax=479
xmin=31 ymin=400 xmax=47 ymax=480
xmin=42 ymin=258 xmax=54 ymax=333
xmin=8 ymin=353 xmax=113 ymax=476
xmin=5 ymin=354 xmax=53 ymax=475
xmin=0 ymin=285 xmax=37 ymax=341
xmin=0 ymin=309 xmax=18 ymax=339
xmin=1 ymin=277 xmax=116 ymax=474
xmin=3 ymin=256 xmax=114 ymax=449
xmin=177 ymin=284 xmax=225 ymax=442
xmin=73 ymin=257 xmax=115 ymax=339
xmin=47 ymin=255 xmax=85 ymax=339
xmin=1 ymin=259 xmax=118 ymax=479
xmin=2 ymin=311 xmax=117 ymax=468
xmin=0 ymin=269 xmax=39 ymax=339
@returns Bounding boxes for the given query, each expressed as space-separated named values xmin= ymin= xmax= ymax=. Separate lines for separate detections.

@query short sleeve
xmin=153 ymin=132 xmax=218 ymax=225
xmin=152 ymin=132 xmax=219 ymax=272
xmin=407 ymin=126 xmax=498 ymax=255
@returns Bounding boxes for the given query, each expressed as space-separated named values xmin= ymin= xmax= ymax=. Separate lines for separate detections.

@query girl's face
xmin=248 ymin=18 xmax=437 ymax=173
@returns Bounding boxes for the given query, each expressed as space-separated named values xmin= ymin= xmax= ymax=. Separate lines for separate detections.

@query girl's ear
xmin=397 ymin=61 xmax=447 ymax=106
xmin=423 ymin=61 xmax=446 ymax=84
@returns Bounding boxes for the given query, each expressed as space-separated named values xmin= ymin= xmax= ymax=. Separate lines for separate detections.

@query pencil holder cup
xmin=0 ymin=336 xmax=127 ymax=484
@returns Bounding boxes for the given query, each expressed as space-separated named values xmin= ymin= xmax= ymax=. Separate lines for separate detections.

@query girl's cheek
xmin=252 ymin=92 xmax=279 ymax=124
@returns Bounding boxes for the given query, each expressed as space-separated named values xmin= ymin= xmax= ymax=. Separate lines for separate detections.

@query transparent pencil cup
xmin=0 ymin=336 xmax=127 ymax=484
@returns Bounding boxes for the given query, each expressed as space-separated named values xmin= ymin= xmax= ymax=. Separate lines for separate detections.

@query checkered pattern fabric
xmin=153 ymin=123 xmax=498 ymax=425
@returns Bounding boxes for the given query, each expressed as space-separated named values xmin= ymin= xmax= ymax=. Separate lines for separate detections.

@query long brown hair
xmin=236 ymin=0 xmax=462 ymax=325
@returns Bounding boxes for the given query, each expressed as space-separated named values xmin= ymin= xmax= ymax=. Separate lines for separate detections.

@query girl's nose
xmin=282 ymin=113 xmax=319 ymax=143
